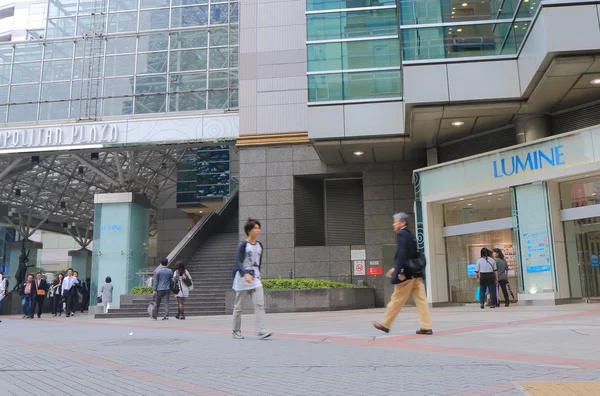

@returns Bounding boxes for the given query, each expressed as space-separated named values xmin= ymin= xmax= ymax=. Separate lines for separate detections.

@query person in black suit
xmin=373 ymin=212 xmax=433 ymax=335
xmin=33 ymin=272 xmax=48 ymax=319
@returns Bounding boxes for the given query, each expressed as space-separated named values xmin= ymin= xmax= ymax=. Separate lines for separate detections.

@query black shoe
xmin=372 ymin=322 xmax=389 ymax=333
xmin=59 ymin=312 xmax=62 ymax=316
xmin=37 ymin=315 xmax=41 ymax=318
xmin=505 ymin=304 xmax=509 ymax=307
xmin=162 ymin=317 xmax=169 ymax=321
xmin=480 ymin=305 xmax=484 ymax=309
xmin=490 ymin=306 xmax=495 ymax=309
xmin=180 ymin=316 xmax=185 ymax=320
xmin=416 ymin=329 xmax=433 ymax=335
xmin=176 ymin=315 xmax=180 ymax=320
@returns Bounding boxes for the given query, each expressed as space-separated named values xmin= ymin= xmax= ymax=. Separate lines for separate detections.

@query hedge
xmin=262 ymin=278 xmax=362 ymax=290
xmin=131 ymin=286 xmax=153 ymax=294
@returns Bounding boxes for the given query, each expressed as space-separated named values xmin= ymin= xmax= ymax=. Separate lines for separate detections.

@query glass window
xmin=171 ymin=29 xmax=208 ymax=49
xmin=70 ymin=100 xmax=99 ymax=118
xmin=307 ymin=0 xmax=396 ymax=11
xmin=13 ymin=43 xmax=43 ymax=62
xmin=48 ymin=0 xmax=77 ymax=17
xmin=78 ymin=0 xmax=107 ymax=15
xmin=308 ymin=74 xmax=343 ymax=102
xmin=308 ymin=39 xmax=400 ymax=72
xmin=210 ymin=3 xmax=228 ymax=25
xmin=71 ymin=79 xmax=102 ymax=99
xmin=139 ymin=9 xmax=170 ymax=31
xmin=229 ymin=2 xmax=238 ymax=23
xmin=72 ymin=58 xmax=92 ymax=79
xmin=8 ymin=103 xmax=37 ymax=122
xmin=170 ymin=72 xmax=207 ymax=91
xmin=0 ymin=105 xmax=6 ymax=122
xmin=209 ymin=47 xmax=229 ymax=69
xmin=208 ymin=90 xmax=228 ymax=109
xmin=39 ymin=101 xmax=69 ymax=120
xmin=208 ymin=70 xmax=228 ymax=88
xmin=172 ymin=0 xmax=208 ymax=5
xmin=103 ymin=96 xmax=133 ymax=115
xmin=104 ymin=77 xmax=134 ymax=96
xmin=139 ymin=33 xmax=169 ymax=52
xmin=135 ymin=94 xmax=166 ymax=113
xmin=516 ymin=0 xmax=540 ymax=18
xmin=44 ymin=40 xmax=74 ymax=60
xmin=46 ymin=17 xmax=76 ymax=38
xmin=107 ymin=12 xmax=137 ymax=33
xmin=41 ymin=82 xmax=71 ymax=101
xmin=559 ymin=177 xmax=600 ymax=209
xmin=136 ymin=75 xmax=167 ymax=93
xmin=564 ymin=218 xmax=600 ymax=298
xmin=109 ymin=0 xmax=138 ymax=12
xmin=501 ymin=22 xmax=528 ymax=55
xmin=399 ymin=0 xmax=518 ymax=25
xmin=209 ymin=27 xmax=229 ymax=46
xmin=307 ymin=9 xmax=398 ymax=41
xmin=402 ymin=23 xmax=511 ymax=61
xmin=229 ymin=46 xmax=238 ymax=68
xmin=105 ymin=55 xmax=136 ymax=77
xmin=444 ymin=193 xmax=512 ymax=227
xmin=169 ymin=91 xmax=206 ymax=111
xmin=140 ymin=0 xmax=170 ymax=9
xmin=106 ymin=36 xmax=137 ymax=54
xmin=172 ymin=6 xmax=209 ymax=28
xmin=11 ymin=63 xmax=41 ymax=84
xmin=76 ymin=16 xmax=93 ymax=36
xmin=170 ymin=49 xmax=207 ymax=72
xmin=308 ymin=42 xmax=342 ymax=72
xmin=343 ymin=69 xmax=401 ymax=100
xmin=0 ymin=64 xmax=11 ymax=85
xmin=137 ymin=52 xmax=168 ymax=74
xmin=0 ymin=86 xmax=8 ymax=104
xmin=43 ymin=59 xmax=72 ymax=81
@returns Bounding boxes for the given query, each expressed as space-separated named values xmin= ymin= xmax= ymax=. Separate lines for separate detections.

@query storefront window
xmin=446 ymin=229 xmax=516 ymax=303
xmin=444 ymin=192 xmax=511 ymax=226
xmin=559 ymin=176 xmax=600 ymax=209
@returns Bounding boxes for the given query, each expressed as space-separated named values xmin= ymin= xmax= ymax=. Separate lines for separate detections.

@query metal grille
xmin=551 ymin=102 xmax=600 ymax=136
xmin=438 ymin=127 xmax=517 ymax=163
xmin=325 ymin=179 xmax=365 ymax=246
xmin=294 ymin=177 xmax=325 ymax=246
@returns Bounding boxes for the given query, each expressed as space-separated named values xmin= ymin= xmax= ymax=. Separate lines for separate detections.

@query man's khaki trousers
xmin=381 ymin=277 xmax=432 ymax=330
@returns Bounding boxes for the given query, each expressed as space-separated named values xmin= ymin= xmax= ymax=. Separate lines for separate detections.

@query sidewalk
xmin=1 ymin=304 xmax=599 ymax=395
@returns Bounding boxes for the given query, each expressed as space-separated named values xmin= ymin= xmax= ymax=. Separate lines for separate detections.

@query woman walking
xmin=100 ymin=276 xmax=113 ymax=314
xmin=51 ymin=273 xmax=64 ymax=316
xmin=493 ymin=248 xmax=510 ymax=307
xmin=173 ymin=261 xmax=193 ymax=320
xmin=476 ymin=248 xmax=498 ymax=309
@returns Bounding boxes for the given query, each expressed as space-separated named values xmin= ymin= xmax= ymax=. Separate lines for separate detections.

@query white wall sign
xmin=0 ymin=113 xmax=239 ymax=153
xmin=350 ymin=249 xmax=366 ymax=261
xmin=369 ymin=260 xmax=380 ymax=266
xmin=353 ymin=261 xmax=365 ymax=276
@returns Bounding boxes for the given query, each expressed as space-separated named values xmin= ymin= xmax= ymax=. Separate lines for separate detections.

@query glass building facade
xmin=306 ymin=0 xmax=540 ymax=103
xmin=176 ymin=145 xmax=231 ymax=203
xmin=0 ymin=0 xmax=239 ymax=122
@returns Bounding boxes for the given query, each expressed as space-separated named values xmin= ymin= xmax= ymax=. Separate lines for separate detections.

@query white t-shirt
xmin=232 ymin=242 xmax=263 ymax=291
xmin=476 ymin=257 xmax=497 ymax=274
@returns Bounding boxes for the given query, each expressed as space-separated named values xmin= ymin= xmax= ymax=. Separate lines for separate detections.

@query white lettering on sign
xmin=0 ymin=125 xmax=119 ymax=149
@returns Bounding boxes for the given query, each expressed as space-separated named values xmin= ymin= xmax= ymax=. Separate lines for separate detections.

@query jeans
xmin=232 ymin=287 xmax=266 ymax=333
xmin=21 ymin=295 xmax=33 ymax=317
xmin=155 ymin=290 xmax=170 ymax=318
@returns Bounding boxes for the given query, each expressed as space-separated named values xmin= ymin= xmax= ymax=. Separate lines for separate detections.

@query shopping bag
xmin=147 ymin=300 xmax=157 ymax=319
xmin=475 ymin=286 xmax=480 ymax=301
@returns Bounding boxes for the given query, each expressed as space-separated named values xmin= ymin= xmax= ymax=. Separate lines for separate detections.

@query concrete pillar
xmin=68 ymin=249 xmax=92 ymax=284
xmin=91 ymin=193 xmax=151 ymax=309
xmin=5 ymin=240 xmax=43 ymax=289
xmin=426 ymin=147 xmax=438 ymax=166
xmin=515 ymin=115 xmax=550 ymax=144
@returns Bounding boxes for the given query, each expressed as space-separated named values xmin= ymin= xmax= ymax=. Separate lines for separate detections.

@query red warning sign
xmin=367 ymin=267 xmax=383 ymax=276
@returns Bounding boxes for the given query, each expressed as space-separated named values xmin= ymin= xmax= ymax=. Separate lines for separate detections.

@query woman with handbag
xmin=51 ymin=273 xmax=64 ymax=317
xmin=173 ymin=261 xmax=193 ymax=320
xmin=476 ymin=248 xmax=498 ymax=309
xmin=100 ymin=276 xmax=113 ymax=313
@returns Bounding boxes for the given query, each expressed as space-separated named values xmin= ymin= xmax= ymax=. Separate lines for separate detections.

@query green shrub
xmin=262 ymin=278 xmax=363 ymax=291
xmin=131 ymin=286 xmax=153 ymax=294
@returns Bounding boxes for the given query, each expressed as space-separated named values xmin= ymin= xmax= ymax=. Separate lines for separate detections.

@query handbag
xmin=405 ymin=252 xmax=426 ymax=276
xmin=169 ymin=277 xmax=180 ymax=295
xmin=96 ymin=296 xmax=102 ymax=304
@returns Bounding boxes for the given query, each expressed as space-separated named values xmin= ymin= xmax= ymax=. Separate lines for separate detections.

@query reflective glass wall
xmin=177 ymin=145 xmax=231 ymax=203
xmin=0 ymin=0 xmax=239 ymax=123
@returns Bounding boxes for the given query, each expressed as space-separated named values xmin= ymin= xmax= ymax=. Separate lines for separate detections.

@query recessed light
xmin=514 ymin=25 xmax=518 ymax=28
xmin=586 ymin=174 xmax=591 ymax=176
xmin=456 ymin=28 xmax=462 ymax=32
xmin=487 ymin=200 xmax=491 ymax=203
xmin=462 ymin=2 xmax=468 ymax=6
xmin=497 ymin=198 xmax=502 ymax=201
xmin=452 ymin=11 xmax=455 ymax=14
xmin=452 ymin=7 xmax=456 ymax=9
xmin=353 ymin=151 xmax=364 ymax=156
xmin=459 ymin=198 xmax=464 ymax=201
xmin=593 ymin=193 xmax=597 ymax=196
xmin=487 ymin=192 xmax=493 ymax=196
xmin=468 ymin=203 xmax=473 ymax=206
xmin=451 ymin=121 xmax=464 ymax=126
xmin=591 ymin=79 xmax=600 ymax=85
xmin=524 ymin=0 xmax=529 ymax=2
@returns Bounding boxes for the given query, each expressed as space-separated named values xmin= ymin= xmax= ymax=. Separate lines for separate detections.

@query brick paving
xmin=1 ymin=304 xmax=599 ymax=395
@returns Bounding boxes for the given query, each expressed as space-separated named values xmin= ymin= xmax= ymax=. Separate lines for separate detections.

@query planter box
xmin=225 ymin=288 xmax=375 ymax=314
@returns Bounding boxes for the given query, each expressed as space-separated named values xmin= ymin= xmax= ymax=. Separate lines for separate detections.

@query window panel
xmin=209 ymin=47 xmax=228 ymax=69
xmin=8 ymin=103 xmax=37 ymax=122
xmin=208 ymin=70 xmax=228 ymax=88
xmin=517 ymin=0 xmax=540 ymax=18
xmin=0 ymin=105 xmax=5 ymax=122
xmin=13 ymin=43 xmax=43 ymax=62
xmin=48 ymin=0 xmax=77 ymax=17
xmin=103 ymin=96 xmax=133 ymax=115
xmin=104 ymin=77 xmax=134 ymax=96
xmin=135 ymin=94 xmax=167 ymax=113
xmin=170 ymin=72 xmax=207 ymax=91
xmin=307 ymin=42 xmax=342 ymax=72
xmin=42 ymin=59 xmax=72 ymax=81
xmin=139 ymin=9 xmax=170 ymax=31
xmin=229 ymin=2 xmax=238 ymax=23
xmin=308 ymin=74 xmax=343 ymax=102
xmin=172 ymin=0 xmax=207 ymax=6
xmin=78 ymin=0 xmax=107 ymax=15
xmin=169 ymin=49 xmax=207 ymax=72
xmin=344 ymin=39 xmax=400 ymax=69
xmin=0 ymin=86 xmax=8 ymax=104
xmin=230 ymin=70 xmax=238 ymax=87
xmin=44 ymin=40 xmax=74 ymax=60
xmin=229 ymin=46 xmax=238 ymax=68
xmin=109 ymin=0 xmax=138 ymax=12
xmin=41 ymin=82 xmax=71 ymax=101
xmin=399 ymin=0 xmax=519 ymax=25
xmin=342 ymin=70 xmax=401 ymax=100
xmin=106 ymin=36 xmax=137 ymax=54
xmin=107 ymin=12 xmax=137 ymax=33
xmin=501 ymin=22 xmax=527 ymax=55
xmin=139 ymin=33 xmax=169 ymax=52
xmin=137 ymin=52 xmax=168 ymax=74
xmin=136 ymin=75 xmax=167 ymax=94
xmin=76 ymin=16 xmax=93 ymax=36
xmin=307 ymin=9 xmax=397 ymax=41
xmin=207 ymin=90 xmax=228 ymax=109
xmin=210 ymin=4 xmax=228 ymax=25
xmin=70 ymin=100 xmax=99 ymax=119
xmin=0 ymin=64 xmax=11 ymax=85
xmin=140 ymin=0 xmax=170 ymax=9
xmin=11 ymin=62 xmax=41 ymax=84
xmin=71 ymin=79 xmax=102 ymax=99
xmin=39 ymin=101 xmax=69 ymax=120
xmin=171 ymin=29 xmax=208 ymax=49
xmin=169 ymin=91 xmax=207 ymax=111
xmin=307 ymin=0 xmax=396 ymax=11
xmin=46 ymin=17 xmax=76 ymax=38
xmin=105 ymin=55 xmax=136 ymax=77
xmin=209 ymin=27 xmax=229 ymax=46
xmin=172 ymin=6 xmax=209 ymax=28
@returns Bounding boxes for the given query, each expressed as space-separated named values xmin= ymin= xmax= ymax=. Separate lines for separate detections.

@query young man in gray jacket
xmin=153 ymin=258 xmax=173 ymax=320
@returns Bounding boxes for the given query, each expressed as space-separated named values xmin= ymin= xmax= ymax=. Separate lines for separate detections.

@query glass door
xmin=564 ymin=217 xmax=600 ymax=298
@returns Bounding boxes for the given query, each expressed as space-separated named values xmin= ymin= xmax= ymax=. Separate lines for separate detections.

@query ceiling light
xmin=524 ymin=0 xmax=529 ymax=2
xmin=353 ymin=151 xmax=364 ymax=156
xmin=514 ymin=25 xmax=518 ymax=28
xmin=452 ymin=7 xmax=456 ymax=9
xmin=462 ymin=2 xmax=468 ymax=6
xmin=487 ymin=192 xmax=493 ymax=196
xmin=452 ymin=11 xmax=456 ymax=14
xmin=459 ymin=198 xmax=464 ymax=201
xmin=468 ymin=203 xmax=473 ymax=206
xmin=456 ymin=28 xmax=462 ymax=32
xmin=451 ymin=121 xmax=464 ymax=126
xmin=591 ymin=79 xmax=600 ymax=85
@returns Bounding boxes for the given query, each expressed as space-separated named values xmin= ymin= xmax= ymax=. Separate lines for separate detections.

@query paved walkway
xmin=1 ymin=304 xmax=600 ymax=395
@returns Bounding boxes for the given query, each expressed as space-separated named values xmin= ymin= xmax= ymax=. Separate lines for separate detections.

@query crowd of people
xmin=475 ymin=248 xmax=511 ymax=309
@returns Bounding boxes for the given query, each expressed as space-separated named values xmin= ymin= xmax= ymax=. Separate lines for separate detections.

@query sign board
xmin=367 ymin=267 xmax=382 ymax=276
xmin=351 ymin=249 xmax=366 ymax=261
xmin=353 ymin=260 xmax=365 ymax=276
xmin=369 ymin=260 xmax=380 ymax=266
xmin=466 ymin=263 xmax=477 ymax=277
xmin=592 ymin=254 xmax=599 ymax=269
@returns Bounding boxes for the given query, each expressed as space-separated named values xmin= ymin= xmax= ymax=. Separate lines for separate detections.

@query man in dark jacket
xmin=373 ymin=213 xmax=433 ymax=335
xmin=33 ymin=272 xmax=48 ymax=318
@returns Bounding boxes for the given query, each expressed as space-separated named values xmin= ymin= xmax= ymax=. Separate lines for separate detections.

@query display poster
xmin=522 ymin=232 xmax=552 ymax=273
xmin=351 ymin=249 xmax=366 ymax=261
xmin=466 ymin=264 xmax=477 ymax=277
xmin=494 ymin=243 xmax=516 ymax=278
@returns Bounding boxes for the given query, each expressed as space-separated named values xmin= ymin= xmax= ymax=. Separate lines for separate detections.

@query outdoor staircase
xmin=95 ymin=213 xmax=239 ymax=319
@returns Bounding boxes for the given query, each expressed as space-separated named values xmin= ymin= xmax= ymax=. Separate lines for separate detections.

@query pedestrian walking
xmin=0 ymin=270 xmax=7 ymax=323
xmin=493 ymin=248 xmax=510 ymax=307
xmin=152 ymin=258 xmax=173 ymax=320
xmin=51 ymin=273 xmax=64 ymax=316
xmin=477 ymin=248 xmax=498 ymax=309
xmin=100 ymin=276 xmax=113 ymax=314
xmin=62 ymin=268 xmax=79 ymax=317
xmin=33 ymin=272 xmax=48 ymax=318
xmin=373 ymin=213 xmax=433 ymax=335
xmin=21 ymin=274 xmax=34 ymax=319
xmin=173 ymin=261 xmax=192 ymax=320
xmin=231 ymin=218 xmax=272 ymax=340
